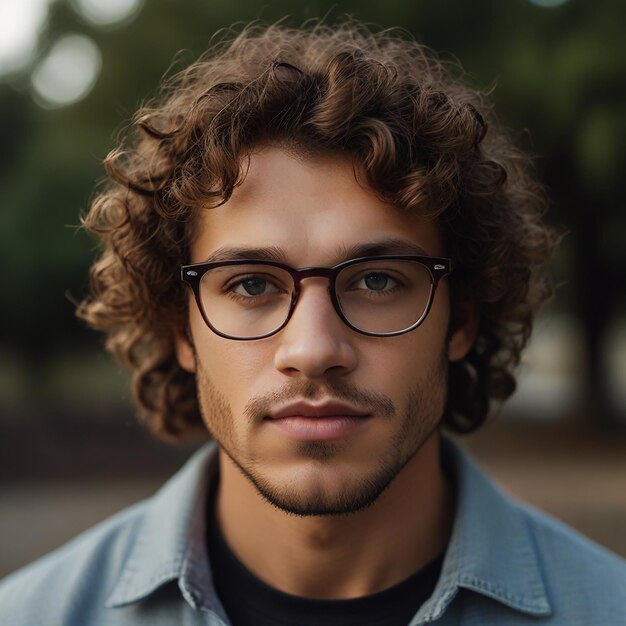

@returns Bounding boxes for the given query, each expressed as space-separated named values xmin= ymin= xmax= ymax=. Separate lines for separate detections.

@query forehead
xmin=188 ymin=147 xmax=444 ymax=265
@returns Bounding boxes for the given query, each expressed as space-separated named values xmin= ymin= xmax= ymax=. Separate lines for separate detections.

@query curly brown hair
xmin=78 ymin=20 xmax=558 ymax=441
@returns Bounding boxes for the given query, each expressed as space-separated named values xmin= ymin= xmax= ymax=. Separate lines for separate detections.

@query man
xmin=1 ymin=19 xmax=624 ymax=626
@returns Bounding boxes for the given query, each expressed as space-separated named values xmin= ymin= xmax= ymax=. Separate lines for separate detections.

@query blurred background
xmin=1 ymin=0 xmax=625 ymax=577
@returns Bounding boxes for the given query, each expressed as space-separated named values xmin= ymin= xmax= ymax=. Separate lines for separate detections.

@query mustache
xmin=244 ymin=380 xmax=395 ymax=423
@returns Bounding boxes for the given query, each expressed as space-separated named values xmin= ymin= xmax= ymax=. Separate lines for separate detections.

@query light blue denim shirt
xmin=1 ymin=435 xmax=625 ymax=625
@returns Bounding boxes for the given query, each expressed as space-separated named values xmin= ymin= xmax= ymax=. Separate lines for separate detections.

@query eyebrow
xmin=203 ymin=246 xmax=287 ymax=264
xmin=338 ymin=239 xmax=431 ymax=260
xmin=202 ymin=238 xmax=432 ymax=265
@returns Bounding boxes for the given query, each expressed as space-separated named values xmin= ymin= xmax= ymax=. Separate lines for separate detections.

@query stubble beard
xmin=195 ymin=350 xmax=448 ymax=518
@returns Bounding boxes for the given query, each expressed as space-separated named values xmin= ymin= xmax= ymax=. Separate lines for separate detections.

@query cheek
xmin=368 ymin=304 xmax=449 ymax=365
xmin=359 ymin=315 xmax=449 ymax=395
xmin=194 ymin=333 xmax=273 ymax=409
xmin=358 ymin=343 xmax=420 ymax=393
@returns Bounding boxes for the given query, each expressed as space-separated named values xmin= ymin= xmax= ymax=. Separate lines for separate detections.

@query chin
xmin=233 ymin=453 xmax=407 ymax=518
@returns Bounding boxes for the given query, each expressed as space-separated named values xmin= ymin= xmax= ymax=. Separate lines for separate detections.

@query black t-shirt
xmin=206 ymin=506 xmax=444 ymax=626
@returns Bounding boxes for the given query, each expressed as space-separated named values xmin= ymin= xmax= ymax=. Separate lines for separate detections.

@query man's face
xmin=177 ymin=146 xmax=474 ymax=517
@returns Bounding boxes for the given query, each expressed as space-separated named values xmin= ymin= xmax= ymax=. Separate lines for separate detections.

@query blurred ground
xmin=1 ymin=417 xmax=625 ymax=579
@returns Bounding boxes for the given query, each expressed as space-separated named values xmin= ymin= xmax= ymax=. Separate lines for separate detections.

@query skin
xmin=177 ymin=146 xmax=478 ymax=599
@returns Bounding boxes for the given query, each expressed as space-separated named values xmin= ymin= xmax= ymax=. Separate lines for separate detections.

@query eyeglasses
xmin=181 ymin=255 xmax=453 ymax=340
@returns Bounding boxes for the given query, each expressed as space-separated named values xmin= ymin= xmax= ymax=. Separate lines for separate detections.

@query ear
xmin=447 ymin=299 xmax=479 ymax=362
xmin=175 ymin=330 xmax=196 ymax=373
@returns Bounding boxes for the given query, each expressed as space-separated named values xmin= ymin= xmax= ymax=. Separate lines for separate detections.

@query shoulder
xmin=513 ymin=498 xmax=626 ymax=621
xmin=0 ymin=500 xmax=147 ymax=626
xmin=0 ymin=443 xmax=217 ymax=626
xmin=516 ymin=498 xmax=626 ymax=577
xmin=443 ymin=435 xmax=626 ymax=622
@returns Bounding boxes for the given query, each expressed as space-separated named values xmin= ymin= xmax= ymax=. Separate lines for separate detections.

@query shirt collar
xmin=106 ymin=435 xmax=552 ymax=620
xmin=105 ymin=441 xmax=223 ymax=615
xmin=412 ymin=434 xmax=552 ymax=622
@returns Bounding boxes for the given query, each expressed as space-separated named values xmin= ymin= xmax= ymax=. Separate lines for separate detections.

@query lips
xmin=267 ymin=400 xmax=371 ymax=441
xmin=268 ymin=400 xmax=370 ymax=420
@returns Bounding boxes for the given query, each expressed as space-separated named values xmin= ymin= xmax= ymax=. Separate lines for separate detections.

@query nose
xmin=273 ymin=279 xmax=358 ymax=379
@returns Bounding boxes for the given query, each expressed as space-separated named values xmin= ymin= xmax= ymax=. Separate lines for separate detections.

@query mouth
xmin=266 ymin=400 xmax=371 ymax=441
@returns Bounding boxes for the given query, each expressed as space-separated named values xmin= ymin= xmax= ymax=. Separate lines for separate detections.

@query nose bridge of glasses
xmin=291 ymin=266 xmax=335 ymax=295
xmin=289 ymin=267 xmax=339 ymax=321
xmin=293 ymin=266 xmax=334 ymax=283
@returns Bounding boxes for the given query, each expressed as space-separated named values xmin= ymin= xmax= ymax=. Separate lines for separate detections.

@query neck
xmin=213 ymin=432 xmax=454 ymax=599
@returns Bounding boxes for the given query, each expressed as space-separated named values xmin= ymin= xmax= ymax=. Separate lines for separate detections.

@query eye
xmin=231 ymin=276 xmax=281 ymax=297
xmin=355 ymin=272 xmax=398 ymax=292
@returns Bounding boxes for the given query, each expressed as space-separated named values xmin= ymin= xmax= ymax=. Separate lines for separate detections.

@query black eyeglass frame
xmin=181 ymin=254 xmax=454 ymax=340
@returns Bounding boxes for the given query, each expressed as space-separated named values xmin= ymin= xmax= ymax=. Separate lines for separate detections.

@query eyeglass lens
xmin=197 ymin=261 xmax=433 ymax=338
